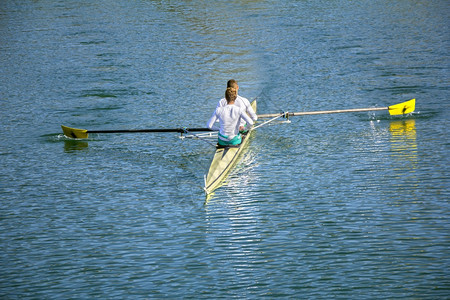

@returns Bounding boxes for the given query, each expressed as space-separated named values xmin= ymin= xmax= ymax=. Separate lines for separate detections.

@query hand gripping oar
xmin=61 ymin=125 xmax=214 ymax=139
xmin=257 ymin=99 xmax=415 ymax=118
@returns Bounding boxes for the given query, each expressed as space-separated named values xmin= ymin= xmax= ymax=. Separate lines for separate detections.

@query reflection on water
xmin=204 ymin=149 xmax=264 ymax=287
xmin=389 ymin=119 xmax=418 ymax=186
xmin=64 ymin=140 xmax=89 ymax=152
xmin=389 ymin=119 xmax=417 ymax=158
xmin=390 ymin=119 xmax=416 ymax=137
xmin=205 ymin=148 xmax=258 ymax=204
xmin=226 ymin=150 xmax=258 ymax=191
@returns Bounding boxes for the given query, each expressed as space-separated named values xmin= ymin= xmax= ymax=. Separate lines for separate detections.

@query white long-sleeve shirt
xmin=217 ymin=95 xmax=257 ymax=127
xmin=207 ymin=104 xmax=254 ymax=139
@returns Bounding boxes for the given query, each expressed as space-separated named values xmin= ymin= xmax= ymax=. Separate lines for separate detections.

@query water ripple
xmin=1 ymin=0 xmax=449 ymax=298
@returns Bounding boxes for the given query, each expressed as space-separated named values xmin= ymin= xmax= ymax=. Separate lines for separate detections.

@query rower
xmin=207 ymin=87 xmax=254 ymax=146
xmin=216 ymin=79 xmax=257 ymax=132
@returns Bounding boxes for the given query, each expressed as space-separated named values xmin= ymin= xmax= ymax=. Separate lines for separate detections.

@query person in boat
xmin=207 ymin=87 xmax=254 ymax=146
xmin=216 ymin=79 xmax=257 ymax=132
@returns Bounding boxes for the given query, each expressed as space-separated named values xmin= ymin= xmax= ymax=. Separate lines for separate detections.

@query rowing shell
xmin=203 ymin=100 xmax=257 ymax=195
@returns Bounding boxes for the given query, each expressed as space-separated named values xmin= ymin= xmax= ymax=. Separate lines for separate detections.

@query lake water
xmin=1 ymin=0 xmax=449 ymax=298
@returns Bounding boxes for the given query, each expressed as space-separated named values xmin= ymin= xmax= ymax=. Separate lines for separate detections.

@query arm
xmin=246 ymin=104 xmax=258 ymax=122
xmin=240 ymin=109 xmax=254 ymax=127
xmin=206 ymin=110 xmax=220 ymax=131
xmin=239 ymin=96 xmax=258 ymax=121
xmin=215 ymin=99 xmax=226 ymax=123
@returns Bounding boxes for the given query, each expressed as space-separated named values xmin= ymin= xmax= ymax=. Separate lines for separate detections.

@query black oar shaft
xmin=87 ymin=128 xmax=213 ymax=134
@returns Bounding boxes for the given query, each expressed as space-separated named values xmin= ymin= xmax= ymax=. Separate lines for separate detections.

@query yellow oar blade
xmin=388 ymin=98 xmax=415 ymax=115
xmin=61 ymin=125 xmax=89 ymax=139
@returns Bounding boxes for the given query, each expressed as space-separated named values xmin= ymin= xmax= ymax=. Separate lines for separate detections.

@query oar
xmin=257 ymin=98 xmax=415 ymax=118
xmin=62 ymin=99 xmax=415 ymax=138
xmin=61 ymin=125 xmax=213 ymax=139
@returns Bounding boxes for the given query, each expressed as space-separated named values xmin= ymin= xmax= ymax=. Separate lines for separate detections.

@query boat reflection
xmin=205 ymin=149 xmax=258 ymax=203
xmin=203 ymin=150 xmax=263 ymax=273
xmin=64 ymin=140 xmax=89 ymax=152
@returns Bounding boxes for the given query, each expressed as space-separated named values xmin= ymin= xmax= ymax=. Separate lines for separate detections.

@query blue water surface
xmin=1 ymin=0 xmax=449 ymax=298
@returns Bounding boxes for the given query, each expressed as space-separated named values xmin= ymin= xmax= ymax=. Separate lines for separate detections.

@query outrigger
xmin=61 ymin=98 xmax=415 ymax=196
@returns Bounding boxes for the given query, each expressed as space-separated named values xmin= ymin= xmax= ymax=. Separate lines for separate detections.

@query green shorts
xmin=218 ymin=133 xmax=242 ymax=146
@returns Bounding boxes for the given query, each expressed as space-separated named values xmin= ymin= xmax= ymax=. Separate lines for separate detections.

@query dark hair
xmin=227 ymin=79 xmax=238 ymax=88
